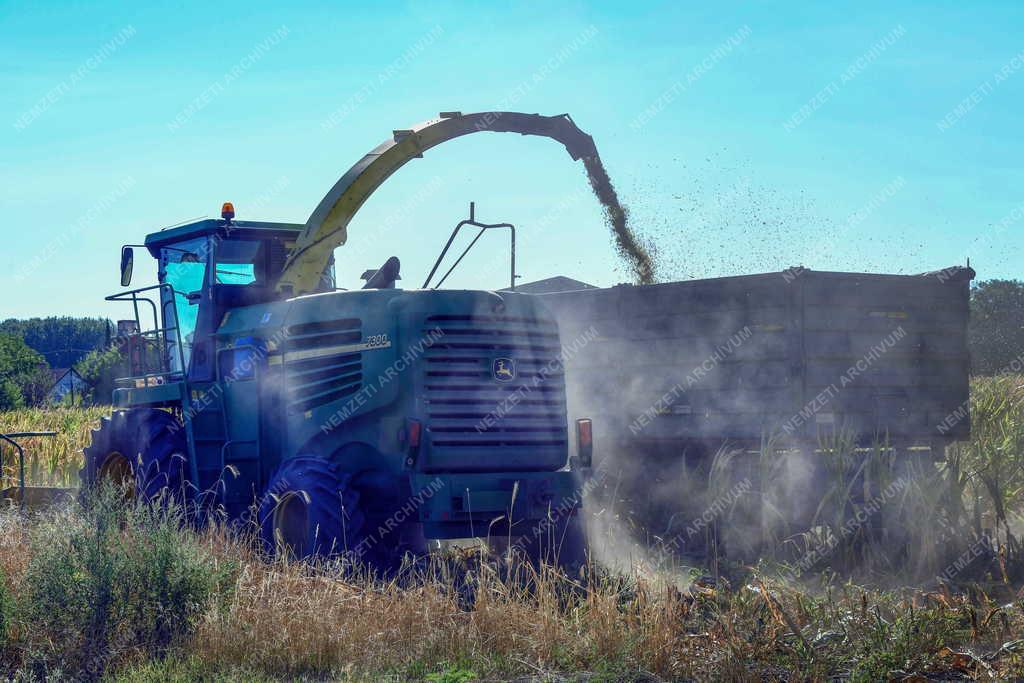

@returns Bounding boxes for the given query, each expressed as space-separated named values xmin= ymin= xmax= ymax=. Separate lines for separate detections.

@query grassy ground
xmin=2 ymin=502 xmax=1024 ymax=682
xmin=1 ymin=495 xmax=1022 ymax=682
xmin=0 ymin=377 xmax=1022 ymax=681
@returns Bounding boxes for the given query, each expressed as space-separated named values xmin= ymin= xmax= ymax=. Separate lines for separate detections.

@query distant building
xmin=503 ymin=276 xmax=597 ymax=294
xmin=46 ymin=368 xmax=89 ymax=404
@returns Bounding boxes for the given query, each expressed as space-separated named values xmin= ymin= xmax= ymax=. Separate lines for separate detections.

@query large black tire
xmin=80 ymin=409 xmax=190 ymax=502
xmin=258 ymin=457 xmax=427 ymax=574
xmin=259 ymin=456 xmax=367 ymax=560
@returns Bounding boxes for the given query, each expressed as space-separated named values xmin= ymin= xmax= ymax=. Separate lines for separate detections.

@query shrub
xmin=970 ymin=279 xmax=1024 ymax=375
xmin=126 ymin=502 xmax=238 ymax=652
xmin=76 ymin=344 xmax=126 ymax=405
xmin=19 ymin=487 xmax=235 ymax=680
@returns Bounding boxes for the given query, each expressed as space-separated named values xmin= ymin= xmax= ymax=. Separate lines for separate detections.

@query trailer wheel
xmin=80 ymin=409 xmax=190 ymax=503
xmin=259 ymin=456 xmax=367 ymax=561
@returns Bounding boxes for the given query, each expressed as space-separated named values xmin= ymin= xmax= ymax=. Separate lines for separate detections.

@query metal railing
xmin=0 ymin=431 xmax=57 ymax=507
xmin=423 ymin=202 xmax=518 ymax=290
xmin=106 ymin=283 xmax=188 ymax=387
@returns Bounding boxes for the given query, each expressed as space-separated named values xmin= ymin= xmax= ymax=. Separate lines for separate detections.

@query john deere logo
xmin=492 ymin=357 xmax=516 ymax=382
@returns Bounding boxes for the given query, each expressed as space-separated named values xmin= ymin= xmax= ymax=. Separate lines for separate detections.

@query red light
xmin=221 ymin=202 xmax=235 ymax=221
xmin=406 ymin=419 xmax=422 ymax=449
xmin=575 ymin=418 xmax=593 ymax=468
xmin=576 ymin=418 xmax=592 ymax=449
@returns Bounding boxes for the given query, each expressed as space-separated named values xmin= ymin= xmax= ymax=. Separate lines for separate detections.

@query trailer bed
xmin=536 ymin=266 xmax=974 ymax=456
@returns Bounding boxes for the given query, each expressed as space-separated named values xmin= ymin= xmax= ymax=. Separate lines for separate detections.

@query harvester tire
xmin=259 ymin=456 xmax=367 ymax=561
xmin=80 ymin=409 xmax=190 ymax=503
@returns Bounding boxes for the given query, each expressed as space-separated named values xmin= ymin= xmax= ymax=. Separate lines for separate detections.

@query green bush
xmin=0 ymin=334 xmax=47 ymax=410
xmin=75 ymin=344 xmax=126 ymax=405
xmin=127 ymin=502 xmax=237 ymax=652
xmin=19 ymin=488 xmax=236 ymax=680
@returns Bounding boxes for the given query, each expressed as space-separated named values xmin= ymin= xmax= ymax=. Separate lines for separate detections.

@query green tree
xmin=0 ymin=333 xmax=48 ymax=409
xmin=969 ymin=279 xmax=1024 ymax=375
xmin=0 ymin=317 xmax=110 ymax=368
xmin=76 ymin=344 xmax=126 ymax=404
xmin=20 ymin=365 xmax=54 ymax=406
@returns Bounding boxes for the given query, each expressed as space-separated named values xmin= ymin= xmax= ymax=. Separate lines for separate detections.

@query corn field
xmin=0 ymin=405 xmax=108 ymax=488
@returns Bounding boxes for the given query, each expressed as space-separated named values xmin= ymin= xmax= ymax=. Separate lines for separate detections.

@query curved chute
xmin=276 ymin=111 xmax=598 ymax=296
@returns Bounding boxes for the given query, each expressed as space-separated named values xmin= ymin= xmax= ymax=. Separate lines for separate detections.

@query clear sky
xmin=2 ymin=0 xmax=1022 ymax=319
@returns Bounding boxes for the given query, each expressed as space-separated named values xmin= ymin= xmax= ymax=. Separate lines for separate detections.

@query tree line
xmin=0 ymin=280 xmax=1022 ymax=410
xmin=0 ymin=317 xmax=124 ymax=409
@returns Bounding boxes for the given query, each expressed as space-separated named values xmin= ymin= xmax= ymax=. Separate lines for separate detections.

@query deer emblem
xmin=492 ymin=357 xmax=516 ymax=382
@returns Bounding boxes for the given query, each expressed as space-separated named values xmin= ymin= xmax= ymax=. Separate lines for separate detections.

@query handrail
xmin=112 ymin=326 xmax=185 ymax=386
xmin=105 ymin=284 xmax=163 ymax=331
xmin=105 ymin=283 xmax=187 ymax=381
xmin=0 ymin=431 xmax=57 ymax=509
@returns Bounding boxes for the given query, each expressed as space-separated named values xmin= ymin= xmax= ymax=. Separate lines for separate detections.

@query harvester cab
xmin=116 ymin=213 xmax=331 ymax=384
xmin=85 ymin=111 xmax=598 ymax=572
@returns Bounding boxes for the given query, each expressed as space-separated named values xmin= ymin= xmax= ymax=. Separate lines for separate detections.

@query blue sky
xmin=2 ymin=0 xmax=1022 ymax=319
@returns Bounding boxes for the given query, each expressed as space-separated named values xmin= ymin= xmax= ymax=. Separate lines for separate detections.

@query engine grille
xmin=283 ymin=318 xmax=363 ymax=413
xmin=422 ymin=315 xmax=568 ymax=450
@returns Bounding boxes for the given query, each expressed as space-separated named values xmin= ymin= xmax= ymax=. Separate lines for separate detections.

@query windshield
xmin=214 ymin=237 xmax=336 ymax=290
xmin=216 ymin=239 xmax=263 ymax=285
xmin=160 ymin=237 xmax=209 ymax=373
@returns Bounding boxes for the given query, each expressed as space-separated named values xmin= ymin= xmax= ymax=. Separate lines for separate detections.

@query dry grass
xmin=0 ymin=378 xmax=1023 ymax=680
xmin=101 ymin=532 xmax=1024 ymax=680
xmin=0 ymin=510 xmax=1003 ymax=682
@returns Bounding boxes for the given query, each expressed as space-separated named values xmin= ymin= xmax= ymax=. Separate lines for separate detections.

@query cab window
xmin=160 ymin=237 xmax=209 ymax=373
xmin=216 ymin=239 xmax=264 ymax=285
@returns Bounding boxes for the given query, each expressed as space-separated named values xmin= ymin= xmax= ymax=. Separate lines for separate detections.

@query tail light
xmin=575 ymin=418 xmax=593 ymax=468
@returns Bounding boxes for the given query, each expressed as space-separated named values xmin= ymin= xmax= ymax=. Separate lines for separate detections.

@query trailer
xmin=531 ymin=266 xmax=974 ymax=549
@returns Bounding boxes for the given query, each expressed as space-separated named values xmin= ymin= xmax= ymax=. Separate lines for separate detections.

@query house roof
xmin=504 ymin=276 xmax=597 ymax=294
xmin=49 ymin=367 xmax=83 ymax=383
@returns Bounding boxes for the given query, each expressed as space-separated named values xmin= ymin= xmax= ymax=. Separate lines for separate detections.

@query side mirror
xmin=120 ymin=247 xmax=134 ymax=287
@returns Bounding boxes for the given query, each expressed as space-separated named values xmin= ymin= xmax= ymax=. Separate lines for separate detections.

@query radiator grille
xmin=283 ymin=318 xmax=363 ymax=413
xmin=422 ymin=315 xmax=568 ymax=449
